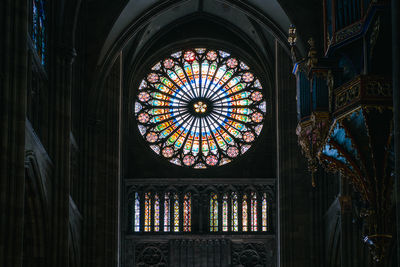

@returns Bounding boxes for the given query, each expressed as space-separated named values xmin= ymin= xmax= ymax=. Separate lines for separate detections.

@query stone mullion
xmin=227 ymin=193 xmax=232 ymax=232
xmin=238 ymin=192 xmax=243 ymax=232
xmin=179 ymin=193 xmax=183 ymax=232
xmin=218 ymin=193 xmax=222 ymax=232
xmin=257 ymin=192 xmax=262 ymax=232
xmin=198 ymin=193 xmax=205 ymax=233
xmin=150 ymin=192 xmax=155 ymax=232
xmin=170 ymin=193 xmax=174 ymax=232
xmin=247 ymin=193 xmax=251 ymax=232
xmin=0 ymin=1 xmax=28 ymax=266
xmin=160 ymin=192 xmax=165 ymax=232
xmin=139 ymin=192 xmax=145 ymax=232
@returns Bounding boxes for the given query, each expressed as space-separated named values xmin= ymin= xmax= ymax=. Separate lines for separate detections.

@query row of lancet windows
xmin=131 ymin=192 xmax=269 ymax=233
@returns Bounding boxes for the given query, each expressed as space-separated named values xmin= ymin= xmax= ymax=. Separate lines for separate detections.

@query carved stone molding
xmin=232 ymin=241 xmax=275 ymax=267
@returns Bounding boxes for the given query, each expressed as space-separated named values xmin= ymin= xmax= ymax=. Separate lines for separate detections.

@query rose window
xmin=134 ymin=48 xmax=267 ymax=168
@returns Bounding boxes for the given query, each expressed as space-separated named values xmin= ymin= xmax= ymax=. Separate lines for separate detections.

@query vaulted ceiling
xmin=84 ymin=0 xmax=323 ymax=72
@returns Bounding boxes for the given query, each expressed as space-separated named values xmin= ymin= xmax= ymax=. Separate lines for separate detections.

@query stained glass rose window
xmin=134 ymin=48 xmax=267 ymax=168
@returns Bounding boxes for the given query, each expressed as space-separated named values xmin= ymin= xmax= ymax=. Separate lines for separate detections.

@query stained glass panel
xmin=242 ymin=194 xmax=248 ymax=232
xmin=144 ymin=193 xmax=151 ymax=232
xmin=32 ymin=0 xmax=46 ymax=65
xmin=164 ymin=193 xmax=170 ymax=232
xmin=134 ymin=193 xmax=140 ymax=232
xmin=183 ymin=193 xmax=192 ymax=232
xmin=231 ymin=192 xmax=238 ymax=232
xmin=210 ymin=193 xmax=218 ymax=232
xmin=251 ymin=192 xmax=257 ymax=231
xmin=222 ymin=194 xmax=228 ymax=232
xmin=173 ymin=194 xmax=179 ymax=232
xmin=262 ymin=193 xmax=268 ymax=232
xmin=135 ymin=48 xmax=267 ymax=168
xmin=154 ymin=194 xmax=160 ymax=232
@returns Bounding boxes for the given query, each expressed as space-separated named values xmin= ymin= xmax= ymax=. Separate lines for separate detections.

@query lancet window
xmin=31 ymin=0 xmax=47 ymax=65
xmin=129 ymin=188 xmax=270 ymax=234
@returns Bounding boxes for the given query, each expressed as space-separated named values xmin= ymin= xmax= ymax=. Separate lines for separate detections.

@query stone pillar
xmin=393 ymin=0 xmax=400 ymax=265
xmin=275 ymin=39 xmax=313 ymax=267
xmin=0 ymin=1 xmax=28 ymax=266
xmin=88 ymin=55 xmax=121 ymax=267
xmin=49 ymin=45 xmax=76 ymax=267
xmin=339 ymin=177 xmax=353 ymax=267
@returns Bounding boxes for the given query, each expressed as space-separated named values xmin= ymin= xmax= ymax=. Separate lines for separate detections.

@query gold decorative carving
xmin=307 ymin=38 xmax=318 ymax=69
xmin=335 ymin=22 xmax=363 ymax=43
xmin=365 ymin=79 xmax=392 ymax=97
xmin=296 ymin=112 xmax=331 ymax=186
xmin=334 ymin=75 xmax=392 ymax=112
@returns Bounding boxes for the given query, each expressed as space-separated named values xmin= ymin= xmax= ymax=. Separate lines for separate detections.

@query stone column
xmin=48 ymin=45 xmax=76 ymax=267
xmin=275 ymin=39 xmax=313 ymax=267
xmin=0 ymin=1 xmax=28 ymax=266
xmin=393 ymin=0 xmax=400 ymax=265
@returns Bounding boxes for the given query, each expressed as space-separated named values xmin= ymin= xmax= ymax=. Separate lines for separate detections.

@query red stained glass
xmin=183 ymin=193 xmax=192 ymax=232
xmin=144 ymin=193 xmax=151 ymax=232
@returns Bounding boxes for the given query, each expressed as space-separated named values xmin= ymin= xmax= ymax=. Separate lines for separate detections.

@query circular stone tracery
xmin=134 ymin=48 xmax=267 ymax=168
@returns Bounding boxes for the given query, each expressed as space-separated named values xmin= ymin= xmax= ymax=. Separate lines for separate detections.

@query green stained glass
xmin=210 ymin=193 xmax=218 ymax=232
xmin=135 ymin=48 xmax=267 ymax=169
xmin=222 ymin=194 xmax=228 ymax=232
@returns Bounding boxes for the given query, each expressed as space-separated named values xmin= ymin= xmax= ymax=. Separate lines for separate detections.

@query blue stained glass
xmin=134 ymin=193 xmax=140 ymax=232
xmin=135 ymin=48 xmax=267 ymax=168
xmin=32 ymin=0 xmax=46 ymax=65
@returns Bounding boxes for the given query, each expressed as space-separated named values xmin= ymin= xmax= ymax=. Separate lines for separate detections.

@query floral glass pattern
xmin=144 ymin=193 xmax=151 ymax=232
xmin=251 ymin=192 xmax=257 ymax=231
xmin=183 ymin=193 xmax=192 ymax=232
xmin=173 ymin=194 xmax=179 ymax=232
xmin=134 ymin=48 xmax=267 ymax=168
xmin=32 ymin=0 xmax=46 ymax=65
xmin=164 ymin=193 xmax=170 ymax=232
xmin=134 ymin=193 xmax=140 ymax=232
xmin=210 ymin=193 xmax=218 ymax=232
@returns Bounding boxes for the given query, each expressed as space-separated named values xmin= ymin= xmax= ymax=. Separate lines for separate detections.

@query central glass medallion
xmin=194 ymin=101 xmax=207 ymax=114
xmin=134 ymin=48 xmax=267 ymax=168
xmin=188 ymin=98 xmax=212 ymax=117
